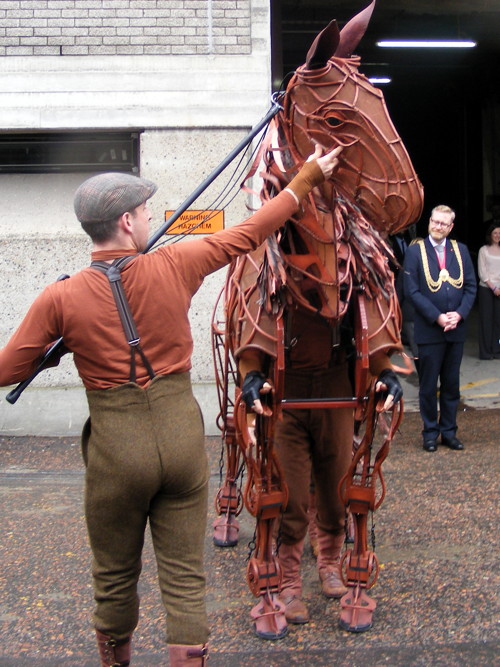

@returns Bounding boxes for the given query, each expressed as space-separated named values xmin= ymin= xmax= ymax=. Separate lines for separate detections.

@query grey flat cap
xmin=74 ymin=172 xmax=158 ymax=223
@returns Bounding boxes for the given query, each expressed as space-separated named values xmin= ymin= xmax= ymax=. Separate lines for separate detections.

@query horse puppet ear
xmin=334 ymin=0 xmax=376 ymax=58
xmin=305 ymin=0 xmax=376 ymax=68
xmin=305 ymin=20 xmax=340 ymax=69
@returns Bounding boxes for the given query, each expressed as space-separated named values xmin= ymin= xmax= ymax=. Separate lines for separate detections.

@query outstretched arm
xmin=172 ymin=145 xmax=344 ymax=292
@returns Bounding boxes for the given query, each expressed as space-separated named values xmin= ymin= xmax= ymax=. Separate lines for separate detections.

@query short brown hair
xmin=431 ymin=204 xmax=455 ymax=222
xmin=80 ymin=216 xmax=120 ymax=243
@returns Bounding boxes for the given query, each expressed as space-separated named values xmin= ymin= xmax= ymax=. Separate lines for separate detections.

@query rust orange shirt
xmin=0 ymin=189 xmax=303 ymax=390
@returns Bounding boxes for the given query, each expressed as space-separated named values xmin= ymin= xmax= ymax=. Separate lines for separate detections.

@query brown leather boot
xmin=95 ymin=629 xmax=131 ymax=667
xmin=317 ymin=530 xmax=348 ymax=599
xmin=277 ymin=539 xmax=309 ymax=624
xmin=168 ymin=643 xmax=209 ymax=666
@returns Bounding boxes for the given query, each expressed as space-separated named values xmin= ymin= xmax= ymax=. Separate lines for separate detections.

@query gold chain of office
xmin=417 ymin=239 xmax=464 ymax=292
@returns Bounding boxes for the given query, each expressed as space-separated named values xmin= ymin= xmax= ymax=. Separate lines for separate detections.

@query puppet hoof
xmin=213 ymin=515 xmax=239 ymax=547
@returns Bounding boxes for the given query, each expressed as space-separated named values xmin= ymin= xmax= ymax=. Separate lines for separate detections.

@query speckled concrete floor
xmin=0 ymin=408 xmax=499 ymax=666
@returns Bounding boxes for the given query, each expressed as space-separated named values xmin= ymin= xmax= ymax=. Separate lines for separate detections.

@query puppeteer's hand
xmin=307 ymin=144 xmax=343 ymax=180
xmin=375 ymin=368 xmax=403 ymax=412
xmin=241 ymin=370 xmax=272 ymax=415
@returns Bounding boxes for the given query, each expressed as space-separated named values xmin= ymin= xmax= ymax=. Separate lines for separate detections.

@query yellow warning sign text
xmin=164 ymin=210 xmax=224 ymax=234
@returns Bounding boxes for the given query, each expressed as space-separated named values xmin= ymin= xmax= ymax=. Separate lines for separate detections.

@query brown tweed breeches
xmin=82 ymin=372 xmax=209 ymax=645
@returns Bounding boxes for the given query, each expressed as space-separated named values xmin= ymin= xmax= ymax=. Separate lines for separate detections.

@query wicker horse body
xmin=212 ymin=0 xmax=423 ymax=638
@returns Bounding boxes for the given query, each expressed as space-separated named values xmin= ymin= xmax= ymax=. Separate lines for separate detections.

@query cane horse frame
xmin=211 ymin=0 xmax=424 ymax=639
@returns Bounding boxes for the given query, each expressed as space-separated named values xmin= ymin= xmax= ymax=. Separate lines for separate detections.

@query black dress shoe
xmin=441 ymin=436 xmax=464 ymax=450
xmin=423 ymin=439 xmax=438 ymax=452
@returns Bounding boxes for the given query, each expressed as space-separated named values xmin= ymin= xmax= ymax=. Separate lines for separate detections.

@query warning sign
xmin=164 ymin=210 xmax=224 ymax=234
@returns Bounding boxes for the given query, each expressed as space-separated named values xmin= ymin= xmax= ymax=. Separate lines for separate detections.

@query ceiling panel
xmin=279 ymin=0 xmax=500 ymax=73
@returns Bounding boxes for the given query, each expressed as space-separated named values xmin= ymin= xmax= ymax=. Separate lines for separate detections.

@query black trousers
xmin=417 ymin=341 xmax=464 ymax=441
xmin=478 ymin=285 xmax=500 ymax=359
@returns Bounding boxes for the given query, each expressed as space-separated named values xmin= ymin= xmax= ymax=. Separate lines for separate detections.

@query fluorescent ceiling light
xmin=368 ymin=77 xmax=391 ymax=84
xmin=377 ymin=40 xmax=476 ymax=48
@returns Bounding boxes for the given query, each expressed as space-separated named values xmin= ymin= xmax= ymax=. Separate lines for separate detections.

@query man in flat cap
xmin=0 ymin=146 xmax=342 ymax=666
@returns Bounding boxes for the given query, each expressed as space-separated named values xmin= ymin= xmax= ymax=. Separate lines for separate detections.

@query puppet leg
xmin=337 ymin=393 xmax=400 ymax=633
xmin=338 ymin=508 xmax=378 ymax=633
xmin=248 ymin=518 xmax=288 ymax=640
xmin=234 ymin=398 xmax=288 ymax=640
xmin=213 ymin=420 xmax=243 ymax=547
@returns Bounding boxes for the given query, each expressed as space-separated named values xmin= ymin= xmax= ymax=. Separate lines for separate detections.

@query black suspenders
xmin=91 ymin=256 xmax=156 ymax=383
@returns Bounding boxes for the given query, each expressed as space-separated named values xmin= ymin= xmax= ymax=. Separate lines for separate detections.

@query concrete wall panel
xmin=0 ymin=126 xmax=261 ymax=435
xmin=0 ymin=0 xmax=271 ymax=436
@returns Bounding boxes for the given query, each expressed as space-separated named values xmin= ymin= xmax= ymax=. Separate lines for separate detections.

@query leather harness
xmin=91 ymin=256 xmax=156 ymax=384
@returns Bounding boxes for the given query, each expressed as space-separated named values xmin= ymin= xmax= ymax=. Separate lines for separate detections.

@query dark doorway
xmin=272 ymin=0 xmax=500 ymax=256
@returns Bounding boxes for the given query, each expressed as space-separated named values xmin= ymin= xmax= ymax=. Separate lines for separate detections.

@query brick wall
xmin=0 ymin=0 xmax=251 ymax=56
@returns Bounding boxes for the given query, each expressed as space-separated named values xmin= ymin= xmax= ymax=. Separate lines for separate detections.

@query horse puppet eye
xmin=326 ymin=115 xmax=343 ymax=127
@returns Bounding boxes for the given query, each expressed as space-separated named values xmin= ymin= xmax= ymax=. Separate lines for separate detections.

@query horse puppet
xmin=211 ymin=0 xmax=423 ymax=640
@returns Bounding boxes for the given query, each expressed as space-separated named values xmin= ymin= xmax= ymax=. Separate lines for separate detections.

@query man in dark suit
xmin=404 ymin=205 xmax=477 ymax=452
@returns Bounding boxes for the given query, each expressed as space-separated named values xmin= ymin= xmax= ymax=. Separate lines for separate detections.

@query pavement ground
xmin=0 ymin=306 xmax=499 ymax=666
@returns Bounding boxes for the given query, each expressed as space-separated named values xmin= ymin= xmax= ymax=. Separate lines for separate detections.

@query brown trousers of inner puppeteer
xmin=82 ymin=373 xmax=209 ymax=646
xmin=275 ymin=363 xmax=354 ymax=544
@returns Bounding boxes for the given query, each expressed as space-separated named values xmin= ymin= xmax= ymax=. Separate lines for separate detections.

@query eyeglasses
xmin=430 ymin=219 xmax=452 ymax=228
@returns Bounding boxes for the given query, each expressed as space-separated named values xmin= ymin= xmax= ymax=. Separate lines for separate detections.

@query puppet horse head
xmin=229 ymin=1 xmax=423 ymax=362
xmin=276 ymin=0 xmax=423 ymax=235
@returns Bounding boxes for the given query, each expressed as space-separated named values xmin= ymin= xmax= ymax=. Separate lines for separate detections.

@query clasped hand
xmin=437 ymin=311 xmax=462 ymax=331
